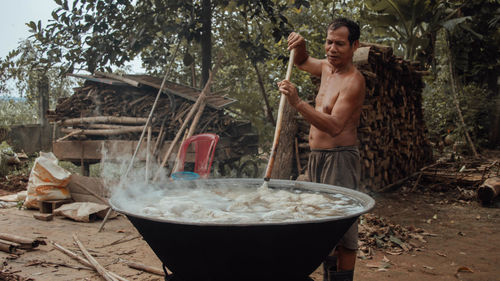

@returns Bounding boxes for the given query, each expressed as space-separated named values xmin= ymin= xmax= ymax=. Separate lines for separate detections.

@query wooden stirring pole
xmin=263 ymin=49 xmax=295 ymax=184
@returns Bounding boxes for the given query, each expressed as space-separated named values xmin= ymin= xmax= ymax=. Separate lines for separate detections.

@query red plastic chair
xmin=174 ymin=133 xmax=219 ymax=179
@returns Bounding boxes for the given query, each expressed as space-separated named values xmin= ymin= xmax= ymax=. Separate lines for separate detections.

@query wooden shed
xmin=49 ymin=73 xmax=258 ymax=177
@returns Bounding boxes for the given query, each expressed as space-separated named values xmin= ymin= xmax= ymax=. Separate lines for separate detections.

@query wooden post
xmin=38 ymin=74 xmax=50 ymax=150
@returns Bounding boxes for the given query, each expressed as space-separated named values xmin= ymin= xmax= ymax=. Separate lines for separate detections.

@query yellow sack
xmin=24 ymin=152 xmax=71 ymax=209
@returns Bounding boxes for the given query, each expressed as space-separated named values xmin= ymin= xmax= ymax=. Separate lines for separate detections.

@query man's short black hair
xmin=327 ymin=18 xmax=360 ymax=46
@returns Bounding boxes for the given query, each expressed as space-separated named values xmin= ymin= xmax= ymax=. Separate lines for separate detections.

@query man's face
xmin=324 ymin=26 xmax=357 ymax=67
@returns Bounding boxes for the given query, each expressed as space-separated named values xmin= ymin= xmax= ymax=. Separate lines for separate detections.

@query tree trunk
xmin=270 ymin=102 xmax=298 ymax=180
xmin=446 ymin=31 xmax=479 ymax=157
xmin=488 ymin=82 xmax=500 ymax=147
xmin=200 ymin=0 xmax=212 ymax=87
xmin=252 ymin=62 xmax=275 ymax=125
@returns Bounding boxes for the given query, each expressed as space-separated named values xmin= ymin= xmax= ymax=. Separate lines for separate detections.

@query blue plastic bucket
xmin=171 ymin=171 xmax=200 ymax=180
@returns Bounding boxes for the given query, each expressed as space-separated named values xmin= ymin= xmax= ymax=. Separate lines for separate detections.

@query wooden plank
xmin=66 ymin=74 xmax=128 ymax=86
xmin=94 ymin=71 xmax=140 ymax=87
xmin=52 ymin=140 xmax=232 ymax=162
xmin=124 ymin=75 xmax=237 ymax=109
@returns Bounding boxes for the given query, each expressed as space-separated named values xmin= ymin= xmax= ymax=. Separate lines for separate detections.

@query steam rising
xmin=101 ymin=143 xmax=364 ymax=224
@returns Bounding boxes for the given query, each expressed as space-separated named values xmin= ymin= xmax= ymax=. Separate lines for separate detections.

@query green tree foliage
xmin=0 ymin=39 xmax=75 ymax=124
xmin=31 ymin=0 xmax=307 ymax=80
xmin=445 ymin=0 xmax=500 ymax=91
xmin=362 ymin=0 xmax=444 ymax=60
xmin=0 ymin=98 xmax=38 ymax=126
xmin=423 ymin=29 xmax=494 ymax=149
xmin=2 ymin=0 xmax=497 ymax=150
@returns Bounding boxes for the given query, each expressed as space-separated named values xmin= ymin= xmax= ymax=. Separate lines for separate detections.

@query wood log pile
xmin=295 ymin=43 xmax=433 ymax=191
xmin=49 ymin=83 xmax=239 ymax=141
xmin=0 ymin=232 xmax=46 ymax=255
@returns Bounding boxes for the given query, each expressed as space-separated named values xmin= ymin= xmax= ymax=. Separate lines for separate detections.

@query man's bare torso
xmin=309 ymin=62 xmax=364 ymax=149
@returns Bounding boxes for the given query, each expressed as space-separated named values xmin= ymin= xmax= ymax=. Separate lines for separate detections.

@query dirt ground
xmin=0 ymin=188 xmax=498 ymax=281
xmin=1 ymin=153 xmax=499 ymax=281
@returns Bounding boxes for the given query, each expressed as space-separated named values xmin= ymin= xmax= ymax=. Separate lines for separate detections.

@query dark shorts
xmin=307 ymin=146 xmax=361 ymax=250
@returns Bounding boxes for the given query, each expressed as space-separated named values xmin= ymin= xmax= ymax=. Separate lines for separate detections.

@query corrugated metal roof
xmin=68 ymin=73 xmax=237 ymax=110
xmin=67 ymin=73 xmax=129 ymax=86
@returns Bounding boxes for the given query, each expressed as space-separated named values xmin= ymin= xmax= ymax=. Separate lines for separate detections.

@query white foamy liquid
xmin=112 ymin=182 xmax=364 ymax=224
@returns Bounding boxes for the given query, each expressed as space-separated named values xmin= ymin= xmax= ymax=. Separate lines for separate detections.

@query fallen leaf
xmin=382 ymin=256 xmax=390 ymax=263
xmin=457 ymin=266 xmax=474 ymax=273
xmin=385 ymin=250 xmax=402 ymax=255
xmin=366 ymin=261 xmax=391 ymax=270
xmin=423 ymin=265 xmax=434 ymax=270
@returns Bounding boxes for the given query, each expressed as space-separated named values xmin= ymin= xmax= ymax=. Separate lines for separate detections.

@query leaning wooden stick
xmin=263 ymin=49 xmax=295 ymax=184
xmin=60 ymin=126 xmax=145 ymax=136
xmin=56 ymin=129 xmax=84 ymax=142
xmin=154 ymin=57 xmax=222 ymax=181
xmin=98 ymin=42 xmax=181 ymax=232
xmin=61 ymin=116 xmax=148 ymax=126
xmin=73 ymin=234 xmax=120 ymax=281
xmin=146 ymin=126 xmax=152 ymax=182
xmin=70 ymin=181 xmax=109 ymax=206
xmin=51 ymin=241 xmax=128 ymax=281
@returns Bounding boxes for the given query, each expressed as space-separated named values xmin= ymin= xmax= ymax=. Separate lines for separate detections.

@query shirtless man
xmin=278 ymin=18 xmax=365 ymax=281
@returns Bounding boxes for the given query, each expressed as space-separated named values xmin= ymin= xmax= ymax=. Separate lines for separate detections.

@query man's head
xmin=324 ymin=17 xmax=360 ymax=67
xmin=327 ymin=18 xmax=360 ymax=46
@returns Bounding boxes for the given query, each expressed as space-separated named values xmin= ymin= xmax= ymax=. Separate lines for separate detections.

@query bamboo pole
xmin=99 ymin=41 xmax=181 ymax=232
xmin=170 ymin=55 xmax=222 ymax=175
xmin=61 ymin=116 xmax=148 ymax=126
xmin=56 ymin=129 xmax=84 ymax=142
xmin=154 ymin=58 xmax=221 ymax=181
xmin=70 ymin=181 xmax=109 ymax=206
xmin=73 ymin=234 xmax=119 ymax=281
xmin=0 ymin=233 xmax=45 ymax=249
xmin=60 ymin=126 xmax=145 ymax=136
xmin=0 ymin=239 xmax=20 ymax=253
xmin=51 ymin=241 xmax=128 ymax=281
xmin=0 ymin=242 xmax=16 ymax=254
xmin=146 ymin=126 xmax=152 ymax=183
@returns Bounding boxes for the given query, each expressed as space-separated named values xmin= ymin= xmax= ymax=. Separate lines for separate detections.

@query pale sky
xmin=0 ymin=0 xmax=143 ymax=89
xmin=0 ymin=0 xmax=58 ymax=59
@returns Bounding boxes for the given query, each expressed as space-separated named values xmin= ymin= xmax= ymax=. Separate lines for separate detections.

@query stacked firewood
xmin=295 ymin=43 xmax=432 ymax=191
xmin=49 ymin=83 xmax=239 ymax=141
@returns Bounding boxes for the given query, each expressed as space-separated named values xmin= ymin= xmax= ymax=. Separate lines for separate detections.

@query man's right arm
xmin=287 ymin=32 xmax=323 ymax=77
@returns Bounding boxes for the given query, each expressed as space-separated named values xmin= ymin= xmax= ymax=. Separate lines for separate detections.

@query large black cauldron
xmin=110 ymin=178 xmax=375 ymax=281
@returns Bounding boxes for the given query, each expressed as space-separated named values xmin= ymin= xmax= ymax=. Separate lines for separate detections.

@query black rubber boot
xmin=322 ymin=256 xmax=337 ymax=281
xmin=328 ymin=270 xmax=354 ymax=281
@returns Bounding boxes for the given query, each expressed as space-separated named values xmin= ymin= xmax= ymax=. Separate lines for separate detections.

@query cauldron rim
xmin=110 ymin=178 xmax=375 ymax=227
